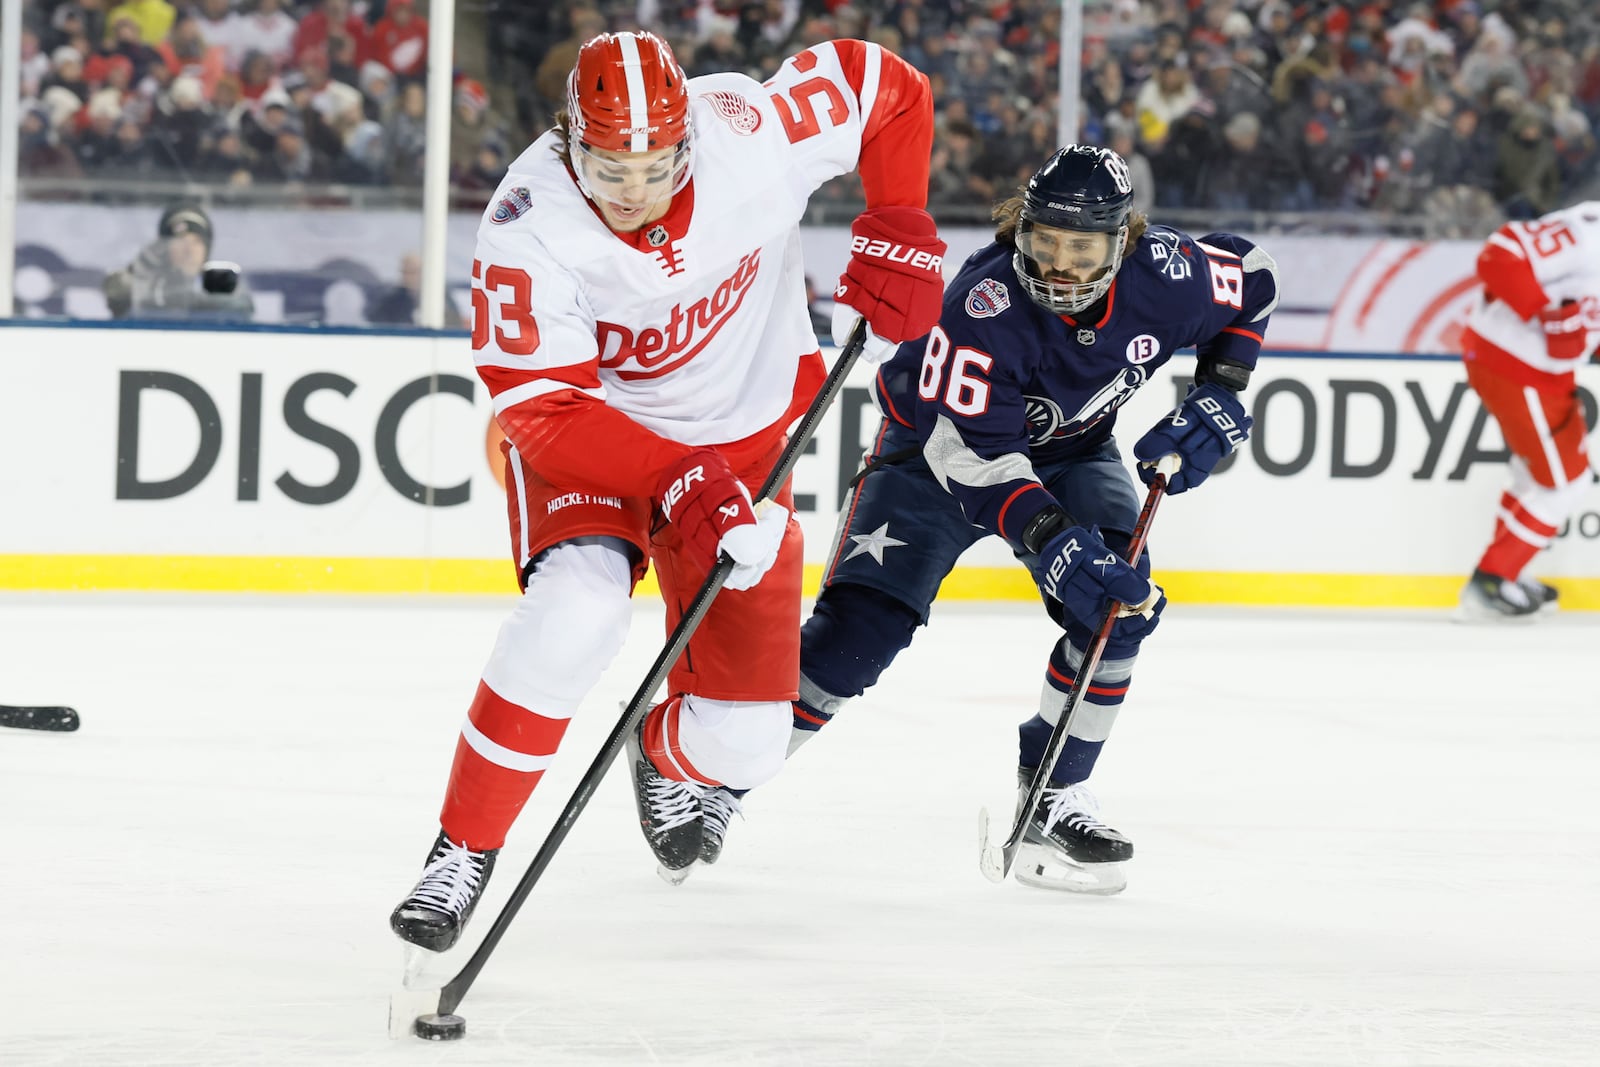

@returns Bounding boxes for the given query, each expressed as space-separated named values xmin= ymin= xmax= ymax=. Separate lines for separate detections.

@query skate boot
xmin=699 ymin=787 xmax=744 ymax=865
xmin=1520 ymin=577 xmax=1559 ymax=611
xmin=1457 ymin=568 xmax=1541 ymax=621
xmin=626 ymin=721 xmax=705 ymax=884
xmin=1016 ymin=770 xmax=1131 ymax=895
xmin=389 ymin=831 xmax=498 ymax=952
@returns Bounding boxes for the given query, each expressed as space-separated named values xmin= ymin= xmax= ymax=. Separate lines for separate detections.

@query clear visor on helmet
xmin=571 ymin=136 xmax=692 ymax=210
xmin=1013 ymin=220 xmax=1126 ymax=315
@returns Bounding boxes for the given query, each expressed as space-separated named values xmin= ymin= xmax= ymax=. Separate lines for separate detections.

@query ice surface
xmin=3 ymin=595 xmax=1597 ymax=1066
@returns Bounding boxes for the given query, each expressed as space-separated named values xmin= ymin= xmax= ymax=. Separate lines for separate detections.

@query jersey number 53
xmin=471 ymin=260 xmax=541 ymax=355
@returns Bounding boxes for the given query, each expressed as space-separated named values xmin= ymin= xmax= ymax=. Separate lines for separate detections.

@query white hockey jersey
xmin=469 ymin=40 xmax=933 ymax=497
xmin=1464 ymin=201 xmax=1600 ymax=383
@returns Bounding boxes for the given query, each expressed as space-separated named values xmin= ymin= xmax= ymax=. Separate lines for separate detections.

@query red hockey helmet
xmin=566 ymin=31 xmax=690 ymax=153
xmin=566 ymin=29 xmax=691 ymax=207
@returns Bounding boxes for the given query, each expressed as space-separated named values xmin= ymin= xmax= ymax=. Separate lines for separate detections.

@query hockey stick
xmin=0 ymin=705 xmax=80 ymax=732
xmin=391 ymin=320 xmax=869 ymax=1038
xmin=978 ymin=453 xmax=1180 ymax=883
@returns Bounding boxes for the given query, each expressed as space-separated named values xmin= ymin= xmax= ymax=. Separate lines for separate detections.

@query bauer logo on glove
xmin=1132 ymin=381 xmax=1253 ymax=494
xmin=847 ymin=235 xmax=944 ymax=275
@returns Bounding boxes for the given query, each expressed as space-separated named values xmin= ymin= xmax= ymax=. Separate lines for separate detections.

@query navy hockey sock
xmin=1021 ymin=635 xmax=1139 ymax=782
xmin=795 ymin=583 xmax=921 ymax=736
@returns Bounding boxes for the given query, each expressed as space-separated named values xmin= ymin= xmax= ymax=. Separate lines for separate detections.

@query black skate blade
xmin=0 ymin=705 xmax=80 ymax=732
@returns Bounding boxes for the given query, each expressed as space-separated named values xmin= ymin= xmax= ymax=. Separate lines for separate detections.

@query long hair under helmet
xmin=1013 ymin=144 xmax=1135 ymax=315
xmin=565 ymin=31 xmax=693 ymax=203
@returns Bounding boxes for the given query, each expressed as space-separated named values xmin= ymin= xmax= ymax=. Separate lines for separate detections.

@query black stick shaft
xmin=994 ymin=471 xmax=1169 ymax=874
xmin=438 ymin=322 xmax=868 ymax=1014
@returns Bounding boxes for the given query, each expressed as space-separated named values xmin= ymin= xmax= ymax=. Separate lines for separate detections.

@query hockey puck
xmin=414 ymin=1013 xmax=466 ymax=1041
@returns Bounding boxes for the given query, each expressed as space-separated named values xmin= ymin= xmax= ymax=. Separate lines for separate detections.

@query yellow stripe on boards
xmin=0 ymin=556 xmax=1596 ymax=610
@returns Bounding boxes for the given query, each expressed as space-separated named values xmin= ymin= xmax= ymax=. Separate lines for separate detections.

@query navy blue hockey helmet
xmin=1013 ymin=145 xmax=1136 ymax=314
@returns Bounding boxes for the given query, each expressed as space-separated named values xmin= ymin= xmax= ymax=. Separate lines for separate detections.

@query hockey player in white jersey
xmin=390 ymin=31 xmax=946 ymax=950
xmin=1458 ymin=202 xmax=1599 ymax=619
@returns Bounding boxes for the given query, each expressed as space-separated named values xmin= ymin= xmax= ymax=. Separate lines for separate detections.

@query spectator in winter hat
xmin=1494 ymin=107 xmax=1561 ymax=218
xmin=45 ymin=46 xmax=90 ymax=102
xmin=337 ymin=118 xmax=389 ymax=184
xmin=242 ymin=87 xmax=292 ymax=155
xmin=106 ymin=16 xmax=164 ymax=83
xmin=73 ymin=89 xmax=127 ymax=173
xmin=103 ymin=202 xmax=254 ymax=320
xmin=358 ymin=60 xmax=396 ymax=120
xmin=46 ymin=3 xmax=94 ymax=52
xmin=454 ymin=77 xmax=489 ymax=123
xmin=18 ymin=102 xmax=82 ymax=179
xmin=39 ymin=86 xmax=85 ymax=134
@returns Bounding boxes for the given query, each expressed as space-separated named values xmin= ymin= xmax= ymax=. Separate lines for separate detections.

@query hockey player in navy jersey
xmin=790 ymin=144 xmax=1279 ymax=893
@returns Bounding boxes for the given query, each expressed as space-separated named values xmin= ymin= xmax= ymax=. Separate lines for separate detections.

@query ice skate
xmin=1520 ymin=577 xmax=1559 ymax=612
xmin=626 ymin=722 xmax=705 ymax=883
xmin=1456 ymin=568 xmax=1542 ymax=622
xmin=1015 ymin=771 xmax=1131 ymax=895
xmin=699 ymin=787 xmax=743 ymax=864
xmin=389 ymin=831 xmax=498 ymax=952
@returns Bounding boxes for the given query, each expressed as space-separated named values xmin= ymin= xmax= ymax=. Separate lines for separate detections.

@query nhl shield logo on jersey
xmin=491 ymin=187 xmax=533 ymax=225
xmin=704 ymin=90 xmax=762 ymax=134
xmin=646 ymin=224 xmax=670 ymax=247
xmin=965 ymin=278 xmax=1010 ymax=318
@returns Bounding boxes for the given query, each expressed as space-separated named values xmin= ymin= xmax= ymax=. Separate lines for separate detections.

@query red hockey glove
xmin=1540 ymin=300 xmax=1587 ymax=362
xmin=833 ymin=206 xmax=947 ymax=344
xmin=656 ymin=450 xmax=787 ymax=590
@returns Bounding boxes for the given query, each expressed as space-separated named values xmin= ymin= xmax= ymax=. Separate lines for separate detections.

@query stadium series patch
xmin=966 ymin=278 xmax=1010 ymax=318
xmin=491 ymin=187 xmax=533 ymax=225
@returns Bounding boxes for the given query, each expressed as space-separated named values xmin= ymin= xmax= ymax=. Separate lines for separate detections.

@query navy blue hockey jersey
xmin=870 ymin=225 xmax=1279 ymax=548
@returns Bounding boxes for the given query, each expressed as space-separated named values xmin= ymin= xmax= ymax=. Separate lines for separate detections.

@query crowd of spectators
xmin=16 ymin=0 xmax=509 ymax=193
xmin=14 ymin=0 xmax=1600 ymax=231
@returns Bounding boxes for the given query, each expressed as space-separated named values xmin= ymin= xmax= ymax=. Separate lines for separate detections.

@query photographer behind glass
xmin=103 ymin=204 xmax=255 ymax=321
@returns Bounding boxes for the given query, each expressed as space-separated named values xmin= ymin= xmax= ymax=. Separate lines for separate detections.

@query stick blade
xmin=977 ymin=807 xmax=1008 ymax=884
xmin=388 ymin=986 xmax=443 ymax=1039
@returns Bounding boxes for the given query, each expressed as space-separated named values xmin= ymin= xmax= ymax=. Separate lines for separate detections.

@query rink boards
xmin=1 ymin=321 xmax=1597 ymax=609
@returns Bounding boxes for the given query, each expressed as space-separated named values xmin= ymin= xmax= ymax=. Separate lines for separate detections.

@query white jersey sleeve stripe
xmin=492 ymin=378 xmax=604 ymax=415
xmin=1486 ymin=230 xmax=1526 ymax=258
xmin=856 ymin=41 xmax=882 ymax=132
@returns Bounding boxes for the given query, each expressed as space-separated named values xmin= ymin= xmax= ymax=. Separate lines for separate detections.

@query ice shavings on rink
xmin=2 ymin=595 xmax=1597 ymax=1066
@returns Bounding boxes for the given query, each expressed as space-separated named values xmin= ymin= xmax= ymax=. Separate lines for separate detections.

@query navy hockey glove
xmin=1038 ymin=524 xmax=1164 ymax=637
xmin=1133 ymin=382 xmax=1252 ymax=494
